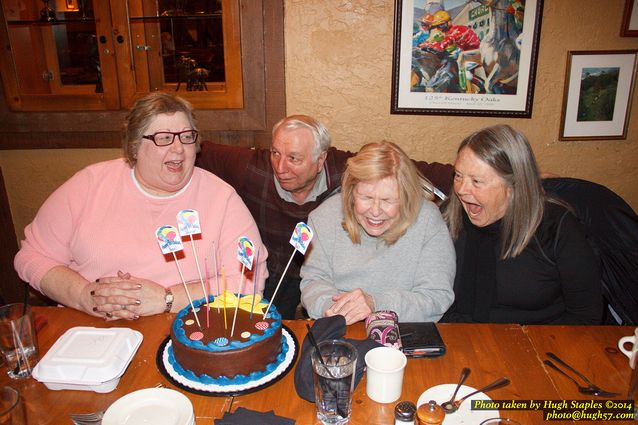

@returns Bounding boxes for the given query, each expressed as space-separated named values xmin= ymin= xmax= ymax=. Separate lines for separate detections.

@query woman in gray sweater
xmin=300 ymin=141 xmax=455 ymax=324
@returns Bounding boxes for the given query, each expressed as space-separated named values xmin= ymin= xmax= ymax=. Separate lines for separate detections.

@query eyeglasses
xmin=142 ymin=130 xmax=199 ymax=146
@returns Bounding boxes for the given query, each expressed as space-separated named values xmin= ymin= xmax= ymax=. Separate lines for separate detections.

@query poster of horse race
xmin=391 ymin=0 xmax=543 ymax=117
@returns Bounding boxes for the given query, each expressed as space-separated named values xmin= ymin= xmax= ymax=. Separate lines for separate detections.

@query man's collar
xmin=273 ymin=168 xmax=328 ymax=205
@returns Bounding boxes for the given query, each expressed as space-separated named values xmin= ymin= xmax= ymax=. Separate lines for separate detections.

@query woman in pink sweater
xmin=14 ymin=93 xmax=268 ymax=320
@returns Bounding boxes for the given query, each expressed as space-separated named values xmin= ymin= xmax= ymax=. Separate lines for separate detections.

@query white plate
xmin=417 ymin=384 xmax=497 ymax=425
xmin=102 ymin=388 xmax=194 ymax=425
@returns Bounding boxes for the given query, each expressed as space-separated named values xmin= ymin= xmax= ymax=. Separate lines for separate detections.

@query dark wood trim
xmin=0 ymin=1 xmax=286 ymax=149
xmin=257 ymin=0 xmax=287 ymax=148
xmin=0 ymin=166 xmax=27 ymax=303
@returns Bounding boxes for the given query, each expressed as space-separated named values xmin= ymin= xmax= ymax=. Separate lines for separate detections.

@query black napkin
xmin=294 ymin=315 xmax=382 ymax=402
xmin=214 ymin=407 xmax=295 ymax=424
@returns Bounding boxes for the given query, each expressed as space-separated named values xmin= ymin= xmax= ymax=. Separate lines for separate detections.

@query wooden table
xmin=524 ymin=325 xmax=633 ymax=398
xmin=1 ymin=307 xmax=633 ymax=424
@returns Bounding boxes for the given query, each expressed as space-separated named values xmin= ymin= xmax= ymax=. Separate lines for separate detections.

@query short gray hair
xmin=272 ymin=115 xmax=331 ymax=161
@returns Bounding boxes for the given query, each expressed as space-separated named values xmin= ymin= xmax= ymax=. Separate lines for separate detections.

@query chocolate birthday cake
xmin=168 ymin=294 xmax=287 ymax=386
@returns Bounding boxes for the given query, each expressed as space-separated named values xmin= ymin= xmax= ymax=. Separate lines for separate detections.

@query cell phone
xmin=398 ymin=322 xmax=446 ymax=358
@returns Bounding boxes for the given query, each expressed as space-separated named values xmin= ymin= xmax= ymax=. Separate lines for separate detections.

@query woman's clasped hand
xmin=86 ymin=271 xmax=170 ymax=320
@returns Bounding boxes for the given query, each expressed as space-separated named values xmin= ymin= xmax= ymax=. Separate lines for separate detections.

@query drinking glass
xmin=0 ymin=386 xmax=26 ymax=424
xmin=0 ymin=304 xmax=39 ymax=379
xmin=311 ymin=339 xmax=357 ymax=425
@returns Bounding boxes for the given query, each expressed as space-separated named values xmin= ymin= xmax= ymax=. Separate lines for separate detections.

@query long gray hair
xmin=443 ymin=124 xmax=545 ymax=259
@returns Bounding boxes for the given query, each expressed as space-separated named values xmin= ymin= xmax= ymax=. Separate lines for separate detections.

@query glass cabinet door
xmin=0 ymin=0 xmax=243 ymax=111
xmin=113 ymin=0 xmax=244 ymax=110
xmin=0 ymin=0 xmax=120 ymax=110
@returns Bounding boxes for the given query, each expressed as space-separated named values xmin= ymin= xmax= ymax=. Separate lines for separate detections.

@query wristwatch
xmin=164 ymin=288 xmax=174 ymax=313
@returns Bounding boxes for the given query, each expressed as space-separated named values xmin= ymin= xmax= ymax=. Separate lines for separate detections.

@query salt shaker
xmin=394 ymin=400 xmax=417 ymax=424
xmin=416 ymin=400 xmax=445 ymax=425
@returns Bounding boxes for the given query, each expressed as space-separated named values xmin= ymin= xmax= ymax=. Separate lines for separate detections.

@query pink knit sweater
xmin=15 ymin=159 xmax=268 ymax=295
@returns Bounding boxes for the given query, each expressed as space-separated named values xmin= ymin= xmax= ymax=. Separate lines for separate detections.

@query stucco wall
xmin=1 ymin=0 xmax=637 ymax=243
xmin=284 ymin=0 xmax=638 ymax=206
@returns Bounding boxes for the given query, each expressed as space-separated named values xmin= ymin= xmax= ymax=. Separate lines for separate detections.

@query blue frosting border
xmin=169 ymin=295 xmax=287 ymax=385
xmin=167 ymin=333 xmax=289 ymax=386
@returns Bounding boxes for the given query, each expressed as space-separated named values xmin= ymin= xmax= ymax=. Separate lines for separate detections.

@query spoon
xmin=443 ymin=377 xmax=510 ymax=414
xmin=441 ymin=367 xmax=471 ymax=413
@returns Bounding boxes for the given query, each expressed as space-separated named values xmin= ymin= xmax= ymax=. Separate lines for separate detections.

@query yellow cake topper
xmin=208 ymin=290 xmax=268 ymax=315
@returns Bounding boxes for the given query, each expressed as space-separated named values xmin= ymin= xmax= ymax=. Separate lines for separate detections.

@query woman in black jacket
xmin=441 ymin=124 xmax=603 ymax=325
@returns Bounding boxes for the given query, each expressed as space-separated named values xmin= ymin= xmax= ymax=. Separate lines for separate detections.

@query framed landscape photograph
xmin=621 ymin=0 xmax=638 ymax=37
xmin=391 ymin=0 xmax=543 ymax=117
xmin=559 ymin=50 xmax=638 ymax=141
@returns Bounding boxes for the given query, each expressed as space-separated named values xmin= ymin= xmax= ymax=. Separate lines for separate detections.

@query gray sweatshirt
xmin=300 ymin=194 xmax=456 ymax=322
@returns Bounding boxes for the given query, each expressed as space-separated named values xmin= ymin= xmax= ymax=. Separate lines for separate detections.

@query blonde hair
xmin=123 ymin=92 xmax=198 ymax=166
xmin=443 ymin=124 xmax=545 ymax=259
xmin=341 ymin=141 xmax=434 ymax=245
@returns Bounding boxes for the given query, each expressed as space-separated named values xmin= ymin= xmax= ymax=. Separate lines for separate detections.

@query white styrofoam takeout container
xmin=32 ymin=326 xmax=143 ymax=393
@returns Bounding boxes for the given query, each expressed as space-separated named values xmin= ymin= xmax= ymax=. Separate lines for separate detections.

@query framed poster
xmin=391 ymin=0 xmax=543 ymax=117
xmin=559 ymin=50 xmax=637 ymax=141
xmin=621 ymin=0 xmax=638 ymax=37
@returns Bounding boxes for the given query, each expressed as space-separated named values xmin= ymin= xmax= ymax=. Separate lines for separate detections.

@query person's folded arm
xmin=14 ymin=168 xmax=91 ymax=293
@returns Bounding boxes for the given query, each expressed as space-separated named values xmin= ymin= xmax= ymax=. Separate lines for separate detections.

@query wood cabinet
xmin=0 ymin=0 xmax=285 ymax=148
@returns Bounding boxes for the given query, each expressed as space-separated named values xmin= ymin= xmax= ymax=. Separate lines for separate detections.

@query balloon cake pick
xmin=155 ymin=224 xmax=202 ymax=329
xmin=176 ymin=209 xmax=209 ymax=316
xmin=263 ymin=222 xmax=313 ymax=318
xmin=231 ymin=236 xmax=255 ymax=336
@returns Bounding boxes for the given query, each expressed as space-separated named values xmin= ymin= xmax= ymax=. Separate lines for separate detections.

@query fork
xmin=546 ymin=352 xmax=618 ymax=397
xmin=70 ymin=410 xmax=104 ymax=425
xmin=543 ymin=357 xmax=618 ymax=397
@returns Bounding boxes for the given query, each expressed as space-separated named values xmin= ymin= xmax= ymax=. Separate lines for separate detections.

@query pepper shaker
xmin=416 ymin=400 xmax=445 ymax=425
xmin=394 ymin=400 xmax=417 ymax=424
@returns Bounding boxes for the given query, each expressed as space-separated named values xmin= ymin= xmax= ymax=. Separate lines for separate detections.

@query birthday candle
xmin=221 ymin=265 xmax=227 ymax=330
xmin=250 ymin=247 xmax=260 ymax=319
xmin=212 ymin=241 xmax=220 ymax=313
xmin=230 ymin=262 xmax=245 ymax=337
xmin=205 ymin=258 xmax=211 ymax=328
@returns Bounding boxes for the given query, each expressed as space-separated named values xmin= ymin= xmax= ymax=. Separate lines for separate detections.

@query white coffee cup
xmin=618 ymin=327 xmax=638 ymax=369
xmin=364 ymin=346 xmax=407 ymax=404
